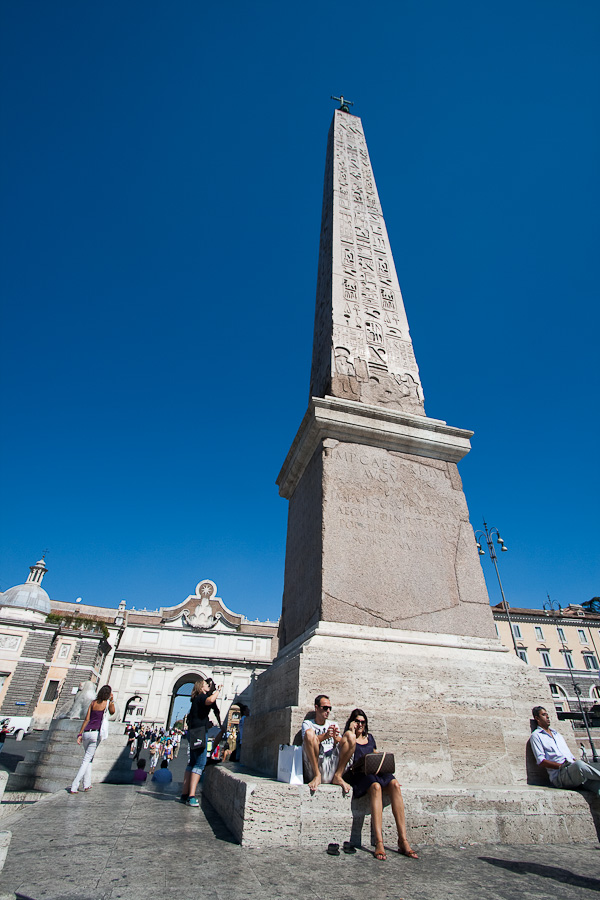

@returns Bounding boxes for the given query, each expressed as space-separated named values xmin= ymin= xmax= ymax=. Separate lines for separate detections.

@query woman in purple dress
xmin=344 ymin=709 xmax=418 ymax=862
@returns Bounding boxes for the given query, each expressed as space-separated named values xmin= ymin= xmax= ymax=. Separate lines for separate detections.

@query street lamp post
xmin=475 ymin=520 xmax=519 ymax=657
xmin=543 ymin=595 xmax=598 ymax=762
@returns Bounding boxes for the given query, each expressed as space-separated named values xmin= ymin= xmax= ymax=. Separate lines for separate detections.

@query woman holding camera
xmin=344 ymin=708 xmax=417 ymax=862
xmin=180 ymin=678 xmax=220 ymax=807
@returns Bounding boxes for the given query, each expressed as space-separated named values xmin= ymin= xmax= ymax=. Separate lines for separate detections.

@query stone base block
xmin=242 ymin=622 xmax=564 ymax=784
xmin=202 ymin=764 xmax=600 ymax=848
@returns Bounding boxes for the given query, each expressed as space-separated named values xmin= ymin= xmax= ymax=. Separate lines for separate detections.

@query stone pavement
xmin=0 ymin=783 xmax=598 ymax=900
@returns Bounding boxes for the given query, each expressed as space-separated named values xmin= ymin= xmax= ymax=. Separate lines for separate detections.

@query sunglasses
xmin=319 ymin=705 xmax=332 ymax=711
xmin=354 ymin=719 xmax=366 ymax=724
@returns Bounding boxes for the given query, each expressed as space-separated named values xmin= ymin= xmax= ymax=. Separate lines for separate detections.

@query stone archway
xmin=167 ymin=671 xmax=206 ymax=728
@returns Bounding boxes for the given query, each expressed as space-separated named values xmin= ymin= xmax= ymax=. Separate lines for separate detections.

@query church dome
xmin=0 ymin=557 xmax=51 ymax=615
xmin=0 ymin=581 xmax=51 ymax=615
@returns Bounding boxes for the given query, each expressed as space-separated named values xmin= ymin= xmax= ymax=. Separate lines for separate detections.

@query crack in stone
xmin=324 ymin=592 xmax=392 ymax=626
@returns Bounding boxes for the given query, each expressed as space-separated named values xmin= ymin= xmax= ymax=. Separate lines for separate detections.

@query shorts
xmin=185 ymin=736 xmax=208 ymax=776
xmin=303 ymin=744 xmax=340 ymax=783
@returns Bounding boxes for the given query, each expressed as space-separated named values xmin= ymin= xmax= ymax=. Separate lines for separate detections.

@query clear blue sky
xmin=1 ymin=1 xmax=598 ymax=620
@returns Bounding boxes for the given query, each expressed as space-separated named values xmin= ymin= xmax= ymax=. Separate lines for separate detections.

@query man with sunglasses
xmin=302 ymin=694 xmax=356 ymax=793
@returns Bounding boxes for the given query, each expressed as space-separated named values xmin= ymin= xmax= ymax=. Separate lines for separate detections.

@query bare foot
xmin=308 ymin=773 xmax=322 ymax=791
xmin=398 ymin=838 xmax=418 ymax=859
xmin=331 ymin=774 xmax=352 ymax=795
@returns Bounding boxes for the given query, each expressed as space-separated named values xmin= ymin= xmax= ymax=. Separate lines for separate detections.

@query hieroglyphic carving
xmin=310 ymin=110 xmax=425 ymax=411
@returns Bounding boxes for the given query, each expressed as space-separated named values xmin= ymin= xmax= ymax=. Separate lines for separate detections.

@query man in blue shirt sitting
xmin=530 ymin=706 xmax=600 ymax=794
xmin=151 ymin=760 xmax=173 ymax=784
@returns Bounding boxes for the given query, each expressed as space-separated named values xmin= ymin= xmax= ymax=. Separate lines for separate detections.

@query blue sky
xmin=1 ymin=1 xmax=598 ymax=621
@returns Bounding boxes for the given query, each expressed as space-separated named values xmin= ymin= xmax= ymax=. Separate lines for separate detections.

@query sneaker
xmin=179 ymin=794 xmax=189 ymax=803
xmin=187 ymin=797 xmax=199 ymax=807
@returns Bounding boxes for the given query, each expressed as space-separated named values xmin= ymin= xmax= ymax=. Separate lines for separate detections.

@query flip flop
xmin=343 ymin=842 xmax=357 ymax=854
xmin=326 ymin=843 xmax=340 ymax=856
xmin=397 ymin=841 xmax=418 ymax=859
xmin=374 ymin=841 xmax=386 ymax=861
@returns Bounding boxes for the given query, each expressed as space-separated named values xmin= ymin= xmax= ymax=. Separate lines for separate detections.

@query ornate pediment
xmin=183 ymin=596 xmax=218 ymax=630
xmin=160 ymin=578 xmax=242 ymax=630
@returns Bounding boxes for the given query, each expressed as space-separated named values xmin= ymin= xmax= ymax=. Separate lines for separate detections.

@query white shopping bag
xmin=277 ymin=743 xmax=304 ymax=785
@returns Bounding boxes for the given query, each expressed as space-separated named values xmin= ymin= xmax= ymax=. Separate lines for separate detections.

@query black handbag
xmin=188 ymin=724 xmax=206 ymax=751
xmin=353 ymin=751 xmax=395 ymax=776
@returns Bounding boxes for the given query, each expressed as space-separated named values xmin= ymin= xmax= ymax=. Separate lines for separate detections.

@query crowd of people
xmin=125 ymin=723 xmax=183 ymax=771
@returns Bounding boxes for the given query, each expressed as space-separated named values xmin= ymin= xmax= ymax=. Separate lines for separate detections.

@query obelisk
xmin=243 ymin=104 xmax=555 ymax=785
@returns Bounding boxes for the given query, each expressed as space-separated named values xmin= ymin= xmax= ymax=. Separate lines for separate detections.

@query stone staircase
xmin=6 ymin=719 xmax=134 ymax=793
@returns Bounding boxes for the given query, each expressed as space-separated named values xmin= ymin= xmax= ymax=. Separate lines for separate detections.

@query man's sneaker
xmin=187 ymin=797 xmax=199 ymax=807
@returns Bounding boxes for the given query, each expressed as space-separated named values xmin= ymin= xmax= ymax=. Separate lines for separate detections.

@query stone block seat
xmin=202 ymin=763 xmax=600 ymax=849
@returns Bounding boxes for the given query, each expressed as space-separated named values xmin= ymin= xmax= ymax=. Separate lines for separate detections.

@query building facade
xmin=492 ymin=601 xmax=600 ymax=714
xmin=0 ymin=561 xmax=278 ymax=729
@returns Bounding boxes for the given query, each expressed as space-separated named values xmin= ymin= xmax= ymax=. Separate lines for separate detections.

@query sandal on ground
xmin=397 ymin=839 xmax=418 ymax=859
xmin=326 ymin=843 xmax=340 ymax=856
xmin=373 ymin=841 xmax=386 ymax=861
xmin=68 ymin=789 xmax=78 ymax=794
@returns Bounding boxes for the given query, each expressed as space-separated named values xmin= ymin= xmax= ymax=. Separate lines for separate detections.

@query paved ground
xmin=0 ymin=780 xmax=598 ymax=900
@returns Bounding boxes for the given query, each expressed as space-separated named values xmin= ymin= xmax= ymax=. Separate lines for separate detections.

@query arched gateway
xmin=167 ymin=672 xmax=206 ymax=728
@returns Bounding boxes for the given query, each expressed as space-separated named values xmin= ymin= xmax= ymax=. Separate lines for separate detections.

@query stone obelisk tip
xmin=310 ymin=108 xmax=425 ymax=415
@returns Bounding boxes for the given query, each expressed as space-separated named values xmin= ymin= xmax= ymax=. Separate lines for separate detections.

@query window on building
xmin=557 ymin=628 xmax=566 ymax=642
xmin=518 ymin=650 xmax=528 ymax=663
xmin=583 ymin=654 xmax=598 ymax=670
xmin=180 ymin=634 xmax=215 ymax=648
xmin=592 ymin=686 xmax=600 ymax=701
xmin=541 ymin=651 xmax=552 ymax=667
xmin=550 ymin=684 xmax=559 ymax=696
xmin=43 ymin=680 xmax=60 ymax=702
xmin=535 ymin=626 xmax=544 ymax=641
xmin=555 ymin=705 xmax=564 ymax=712
xmin=512 ymin=624 xmax=522 ymax=638
xmin=578 ymin=629 xmax=587 ymax=644
xmin=0 ymin=673 xmax=9 ymax=694
xmin=563 ymin=651 xmax=574 ymax=669
xmin=141 ymin=630 xmax=159 ymax=644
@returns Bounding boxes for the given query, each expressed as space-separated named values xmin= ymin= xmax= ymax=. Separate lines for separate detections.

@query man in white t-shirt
xmin=301 ymin=694 xmax=356 ymax=793
xmin=530 ymin=706 xmax=600 ymax=794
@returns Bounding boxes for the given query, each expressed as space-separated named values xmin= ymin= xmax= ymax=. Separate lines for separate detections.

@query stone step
xmin=7 ymin=728 xmax=134 ymax=792
xmin=203 ymin=765 xmax=600 ymax=848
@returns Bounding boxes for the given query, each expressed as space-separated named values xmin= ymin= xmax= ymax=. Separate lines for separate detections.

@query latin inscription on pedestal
xmin=320 ymin=441 xmax=494 ymax=637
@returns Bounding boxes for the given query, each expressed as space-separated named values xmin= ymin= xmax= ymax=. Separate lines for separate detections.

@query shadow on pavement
xmin=480 ymin=856 xmax=600 ymax=892
xmin=0 ymin=737 xmax=29 ymax=773
xmin=201 ymin=794 xmax=238 ymax=844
